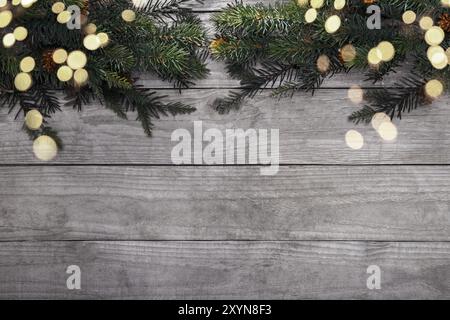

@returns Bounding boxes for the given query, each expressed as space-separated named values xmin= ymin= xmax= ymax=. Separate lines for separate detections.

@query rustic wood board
xmin=0 ymin=166 xmax=449 ymax=242
xmin=0 ymin=90 xmax=448 ymax=165
xmin=0 ymin=241 xmax=448 ymax=299
xmin=0 ymin=0 xmax=449 ymax=300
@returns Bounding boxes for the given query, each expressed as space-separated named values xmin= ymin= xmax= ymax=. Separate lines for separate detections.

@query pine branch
xmin=349 ymin=73 xmax=429 ymax=123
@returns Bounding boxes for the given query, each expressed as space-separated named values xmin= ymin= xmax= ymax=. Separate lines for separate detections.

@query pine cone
xmin=81 ymin=0 xmax=89 ymax=16
xmin=438 ymin=13 xmax=450 ymax=33
xmin=42 ymin=49 xmax=57 ymax=73
xmin=209 ymin=38 xmax=226 ymax=53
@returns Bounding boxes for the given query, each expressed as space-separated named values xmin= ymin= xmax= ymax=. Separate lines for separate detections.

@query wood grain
xmin=1 ymin=165 xmax=449 ymax=241
xmin=0 ymin=0 xmax=448 ymax=300
xmin=1 ymin=90 xmax=448 ymax=165
xmin=0 ymin=241 xmax=448 ymax=299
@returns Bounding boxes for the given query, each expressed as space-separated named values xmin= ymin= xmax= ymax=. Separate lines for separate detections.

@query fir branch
xmin=349 ymin=73 xmax=429 ymax=123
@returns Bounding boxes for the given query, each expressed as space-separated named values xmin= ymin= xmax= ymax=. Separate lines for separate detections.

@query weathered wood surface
xmin=1 ymin=0 xmax=449 ymax=300
xmin=1 ymin=90 xmax=448 ymax=165
xmin=0 ymin=241 xmax=448 ymax=299
xmin=1 ymin=166 xmax=449 ymax=241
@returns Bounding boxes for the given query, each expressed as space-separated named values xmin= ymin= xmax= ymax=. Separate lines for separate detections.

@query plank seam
xmin=0 ymin=240 xmax=449 ymax=243
xmin=2 ymin=164 xmax=450 ymax=167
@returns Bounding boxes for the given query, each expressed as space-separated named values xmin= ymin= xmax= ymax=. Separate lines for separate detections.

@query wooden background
xmin=0 ymin=0 xmax=449 ymax=299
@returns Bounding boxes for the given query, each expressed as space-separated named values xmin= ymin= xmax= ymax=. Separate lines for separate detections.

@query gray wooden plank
xmin=1 ymin=89 xmax=449 ymax=165
xmin=0 ymin=241 xmax=448 ymax=299
xmin=1 ymin=165 xmax=449 ymax=241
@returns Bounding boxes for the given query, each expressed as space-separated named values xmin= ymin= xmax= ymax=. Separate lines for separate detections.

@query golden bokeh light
xmin=33 ymin=135 xmax=58 ymax=161
xmin=341 ymin=44 xmax=356 ymax=62
xmin=0 ymin=10 xmax=13 ymax=28
xmin=2 ymin=33 xmax=15 ymax=48
xmin=425 ymin=79 xmax=444 ymax=98
xmin=347 ymin=85 xmax=364 ymax=104
xmin=74 ymin=68 xmax=89 ymax=86
xmin=345 ymin=130 xmax=364 ymax=150
xmin=402 ymin=10 xmax=416 ymax=24
xmin=419 ymin=16 xmax=433 ymax=30
xmin=19 ymin=56 xmax=35 ymax=73
xmin=310 ymin=0 xmax=324 ymax=9
xmin=425 ymin=26 xmax=445 ymax=46
xmin=334 ymin=0 xmax=346 ymax=10
xmin=371 ymin=112 xmax=391 ymax=131
xmin=57 ymin=11 xmax=71 ymax=24
xmin=14 ymin=72 xmax=32 ymax=91
xmin=367 ymin=47 xmax=382 ymax=65
xmin=13 ymin=26 xmax=28 ymax=41
xmin=53 ymin=48 xmax=68 ymax=64
xmin=83 ymin=34 xmax=101 ymax=51
xmin=121 ymin=9 xmax=136 ymax=22
xmin=428 ymin=46 xmax=448 ymax=69
xmin=325 ymin=15 xmax=341 ymax=34
xmin=378 ymin=122 xmax=398 ymax=141
xmin=57 ymin=65 xmax=73 ymax=82
xmin=25 ymin=109 xmax=43 ymax=131
xmin=84 ymin=23 xmax=97 ymax=35
xmin=67 ymin=50 xmax=87 ymax=70
xmin=305 ymin=8 xmax=317 ymax=23
xmin=377 ymin=41 xmax=395 ymax=62
xmin=97 ymin=32 xmax=110 ymax=47
xmin=51 ymin=2 xmax=65 ymax=14
xmin=316 ymin=54 xmax=330 ymax=73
